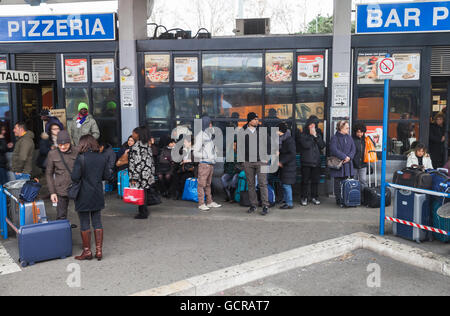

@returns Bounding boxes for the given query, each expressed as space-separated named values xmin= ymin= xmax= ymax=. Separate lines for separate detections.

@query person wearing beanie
xmin=240 ymin=112 xmax=271 ymax=216
xmin=298 ymin=115 xmax=326 ymax=206
xmin=277 ymin=122 xmax=296 ymax=209
xmin=45 ymin=130 xmax=79 ymax=220
xmin=68 ymin=102 xmax=100 ymax=146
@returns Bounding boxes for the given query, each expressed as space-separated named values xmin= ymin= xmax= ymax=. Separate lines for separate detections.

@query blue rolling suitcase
xmin=393 ymin=190 xmax=431 ymax=243
xmin=117 ymin=169 xmax=130 ymax=198
xmin=18 ymin=220 xmax=72 ymax=267
xmin=341 ymin=179 xmax=361 ymax=207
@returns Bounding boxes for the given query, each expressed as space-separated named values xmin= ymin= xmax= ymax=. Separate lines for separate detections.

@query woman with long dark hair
xmin=72 ymin=135 xmax=110 ymax=261
xmin=128 ymin=126 xmax=156 ymax=219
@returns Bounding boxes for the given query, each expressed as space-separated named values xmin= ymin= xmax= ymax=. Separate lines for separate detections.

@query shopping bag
xmin=123 ymin=187 xmax=145 ymax=205
xmin=182 ymin=178 xmax=199 ymax=203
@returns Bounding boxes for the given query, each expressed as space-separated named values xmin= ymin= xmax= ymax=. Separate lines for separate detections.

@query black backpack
xmin=19 ymin=179 xmax=42 ymax=203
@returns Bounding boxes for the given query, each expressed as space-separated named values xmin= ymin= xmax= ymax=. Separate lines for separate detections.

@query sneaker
xmin=300 ymin=198 xmax=308 ymax=206
xmin=279 ymin=204 xmax=293 ymax=210
xmin=207 ymin=202 xmax=222 ymax=208
xmin=311 ymin=198 xmax=321 ymax=205
xmin=247 ymin=206 xmax=257 ymax=214
xmin=134 ymin=214 xmax=148 ymax=219
xmin=198 ymin=204 xmax=211 ymax=212
xmin=260 ymin=206 xmax=269 ymax=216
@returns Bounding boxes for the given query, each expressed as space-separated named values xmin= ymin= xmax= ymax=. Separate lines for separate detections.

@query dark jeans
xmin=0 ymin=167 xmax=7 ymax=186
xmin=56 ymin=195 xmax=70 ymax=220
xmin=301 ymin=166 xmax=321 ymax=199
xmin=78 ymin=210 xmax=102 ymax=231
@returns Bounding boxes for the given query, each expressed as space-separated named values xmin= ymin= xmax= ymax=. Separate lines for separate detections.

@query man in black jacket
xmin=298 ymin=115 xmax=325 ymax=206
xmin=429 ymin=113 xmax=446 ymax=169
xmin=239 ymin=112 xmax=271 ymax=216
xmin=352 ymin=122 xmax=368 ymax=188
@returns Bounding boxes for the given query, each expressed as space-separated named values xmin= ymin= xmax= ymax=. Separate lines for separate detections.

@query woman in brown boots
xmin=71 ymin=135 xmax=111 ymax=261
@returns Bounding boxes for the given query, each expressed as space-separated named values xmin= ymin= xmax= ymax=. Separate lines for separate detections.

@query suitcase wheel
xmin=20 ymin=260 xmax=28 ymax=268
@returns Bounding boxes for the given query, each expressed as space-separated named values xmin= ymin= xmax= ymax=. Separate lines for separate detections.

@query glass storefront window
xmin=265 ymin=87 xmax=293 ymax=120
xmin=92 ymin=88 xmax=117 ymax=118
xmin=174 ymin=88 xmax=199 ymax=118
xmin=202 ymin=53 xmax=263 ymax=86
xmin=202 ymin=87 xmax=262 ymax=119
xmin=65 ymin=88 xmax=89 ymax=119
xmin=0 ymin=88 xmax=10 ymax=118
xmin=356 ymin=87 xmax=384 ymax=121
xmin=295 ymin=86 xmax=325 ymax=120
xmin=146 ymin=120 xmax=171 ymax=140
xmin=389 ymin=87 xmax=420 ymax=120
xmin=388 ymin=121 xmax=419 ymax=156
xmin=145 ymin=87 xmax=171 ymax=119
xmin=97 ymin=119 xmax=120 ymax=147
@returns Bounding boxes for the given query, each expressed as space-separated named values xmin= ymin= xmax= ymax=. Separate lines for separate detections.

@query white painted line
xmin=0 ymin=244 xmax=21 ymax=276
xmin=131 ymin=232 xmax=450 ymax=296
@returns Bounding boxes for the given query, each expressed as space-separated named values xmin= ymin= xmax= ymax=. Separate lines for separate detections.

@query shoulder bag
xmin=58 ymin=150 xmax=84 ymax=200
xmin=327 ymin=156 xmax=343 ymax=170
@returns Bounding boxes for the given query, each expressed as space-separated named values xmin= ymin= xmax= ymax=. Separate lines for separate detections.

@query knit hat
xmin=247 ymin=112 xmax=258 ymax=123
xmin=56 ymin=130 xmax=71 ymax=145
xmin=78 ymin=102 xmax=89 ymax=112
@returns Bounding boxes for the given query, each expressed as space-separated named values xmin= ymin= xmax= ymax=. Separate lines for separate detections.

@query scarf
xmin=76 ymin=112 xmax=88 ymax=128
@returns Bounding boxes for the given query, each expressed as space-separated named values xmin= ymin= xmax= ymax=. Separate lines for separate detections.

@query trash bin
xmin=3 ymin=180 xmax=27 ymax=228
xmin=434 ymin=203 xmax=450 ymax=243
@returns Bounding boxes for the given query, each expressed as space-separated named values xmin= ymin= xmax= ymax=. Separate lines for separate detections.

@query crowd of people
xmin=0 ymin=102 xmax=449 ymax=261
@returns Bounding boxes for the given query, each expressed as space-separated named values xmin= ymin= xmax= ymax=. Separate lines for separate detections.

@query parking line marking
xmin=0 ymin=244 xmax=21 ymax=276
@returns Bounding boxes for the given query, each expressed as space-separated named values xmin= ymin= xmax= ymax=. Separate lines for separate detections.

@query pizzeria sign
xmin=0 ymin=70 xmax=39 ymax=84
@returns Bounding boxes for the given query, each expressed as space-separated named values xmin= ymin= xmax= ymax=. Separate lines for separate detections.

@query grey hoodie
xmin=194 ymin=116 xmax=217 ymax=164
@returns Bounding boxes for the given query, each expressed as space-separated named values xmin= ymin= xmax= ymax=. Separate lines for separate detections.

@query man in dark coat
xmin=277 ymin=122 xmax=296 ymax=209
xmin=429 ymin=113 xmax=446 ymax=168
xmin=298 ymin=115 xmax=326 ymax=206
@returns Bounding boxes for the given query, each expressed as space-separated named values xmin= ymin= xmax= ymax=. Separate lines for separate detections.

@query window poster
xmin=0 ymin=59 xmax=6 ymax=70
xmin=174 ymin=57 xmax=198 ymax=82
xmin=145 ymin=54 xmax=170 ymax=85
xmin=297 ymin=55 xmax=324 ymax=81
xmin=366 ymin=126 xmax=383 ymax=152
xmin=265 ymin=52 xmax=293 ymax=83
xmin=92 ymin=58 xmax=115 ymax=83
xmin=295 ymin=102 xmax=325 ymax=120
xmin=65 ymin=58 xmax=88 ymax=83
xmin=357 ymin=53 xmax=385 ymax=85
xmin=391 ymin=53 xmax=420 ymax=81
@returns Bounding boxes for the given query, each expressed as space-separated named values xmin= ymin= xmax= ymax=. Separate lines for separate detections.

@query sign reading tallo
xmin=0 ymin=70 xmax=39 ymax=84
xmin=357 ymin=1 xmax=450 ymax=34
xmin=0 ymin=13 xmax=116 ymax=43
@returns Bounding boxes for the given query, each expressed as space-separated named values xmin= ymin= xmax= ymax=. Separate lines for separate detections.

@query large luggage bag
xmin=117 ymin=169 xmax=130 ymax=198
xmin=341 ymin=178 xmax=361 ymax=207
xmin=393 ymin=167 xmax=432 ymax=189
xmin=393 ymin=190 xmax=431 ymax=243
xmin=362 ymin=157 xmax=391 ymax=208
xmin=8 ymin=200 xmax=47 ymax=228
xmin=18 ymin=220 xmax=72 ymax=267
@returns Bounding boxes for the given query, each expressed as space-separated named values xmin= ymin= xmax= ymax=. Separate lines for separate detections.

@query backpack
xmin=234 ymin=171 xmax=248 ymax=203
xmin=19 ymin=179 xmax=42 ymax=203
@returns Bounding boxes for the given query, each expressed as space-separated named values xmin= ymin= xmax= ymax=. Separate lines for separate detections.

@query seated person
xmin=156 ymin=137 xmax=177 ymax=198
xmin=406 ymin=143 xmax=433 ymax=170
xmin=176 ymin=137 xmax=197 ymax=200
xmin=116 ymin=135 xmax=136 ymax=171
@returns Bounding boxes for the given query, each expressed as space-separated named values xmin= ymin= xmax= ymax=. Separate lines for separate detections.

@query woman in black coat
xmin=429 ymin=113 xmax=446 ymax=168
xmin=71 ymin=135 xmax=110 ymax=261
xmin=277 ymin=122 xmax=296 ymax=209
xmin=298 ymin=115 xmax=326 ymax=206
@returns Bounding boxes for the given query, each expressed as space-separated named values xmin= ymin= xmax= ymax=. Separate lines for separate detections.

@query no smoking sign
xmin=377 ymin=58 xmax=395 ymax=80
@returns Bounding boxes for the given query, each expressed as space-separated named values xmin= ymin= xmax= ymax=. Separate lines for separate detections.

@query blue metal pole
xmin=380 ymin=54 xmax=391 ymax=236
xmin=0 ymin=186 xmax=6 ymax=239
xmin=19 ymin=203 xmax=25 ymax=228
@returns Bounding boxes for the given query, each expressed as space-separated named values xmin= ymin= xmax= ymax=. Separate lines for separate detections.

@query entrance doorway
xmin=19 ymin=81 xmax=57 ymax=146
xmin=431 ymin=77 xmax=450 ymax=166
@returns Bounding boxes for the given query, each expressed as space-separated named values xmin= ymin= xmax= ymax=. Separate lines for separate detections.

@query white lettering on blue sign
xmin=0 ymin=13 xmax=115 ymax=42
xmin=357 ymin=2 xmax=450 ymax=34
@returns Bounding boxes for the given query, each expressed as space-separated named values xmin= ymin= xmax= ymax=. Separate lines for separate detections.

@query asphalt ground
xmin=0 ymin=192 xmax=449 ymax=296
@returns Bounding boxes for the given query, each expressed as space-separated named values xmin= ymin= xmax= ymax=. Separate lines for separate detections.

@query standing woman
xmin=72 ymin=135 xmax=110 ymax=261
xmin=329 ymin=121 xmax=356 ymax=207
xmin=277 ymin=122 xmax=296 ymax=209
xmin=128 ymin=126 xmax=156 ymax=219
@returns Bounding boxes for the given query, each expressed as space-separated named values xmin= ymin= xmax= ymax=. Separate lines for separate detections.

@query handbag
xmin=123 ymin=187 xmax=145 ymax=205
xmin=116 ymin=151 xmax=129 ymax=168
xmin=19 ymin=179 xmax=42 ymax=203
xmin=327 ymin=156 xmax=343 ymax=170
xmin=58 ymin=151 xmax=84 ymax=200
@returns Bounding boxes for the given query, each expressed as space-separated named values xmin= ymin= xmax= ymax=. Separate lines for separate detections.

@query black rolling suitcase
xmin=362 ymin=155 xmax=391 ymax=208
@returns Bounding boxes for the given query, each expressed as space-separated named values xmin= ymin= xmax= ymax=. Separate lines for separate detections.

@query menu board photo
xmin=357 ymin=54 xmax=385 ymax=85
xmin=0 ymin=59 xmax=6 ymax=70
xmin=297 ymin=55 xmax=324 ymax=81
xmin=265 ymin=52 xmax=293 ymax=83
xmin=92 ymin=58 xmax=115 ymax=83
xmin=391 ymin=53 xmax=420 ymax=81
xmin=65 ymin=58 xmax=88 ymax=83
xmin=145 ymin=54 xmax=170 ymax=85
xmin=174 ymin=57 xmax=198 ymax=82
